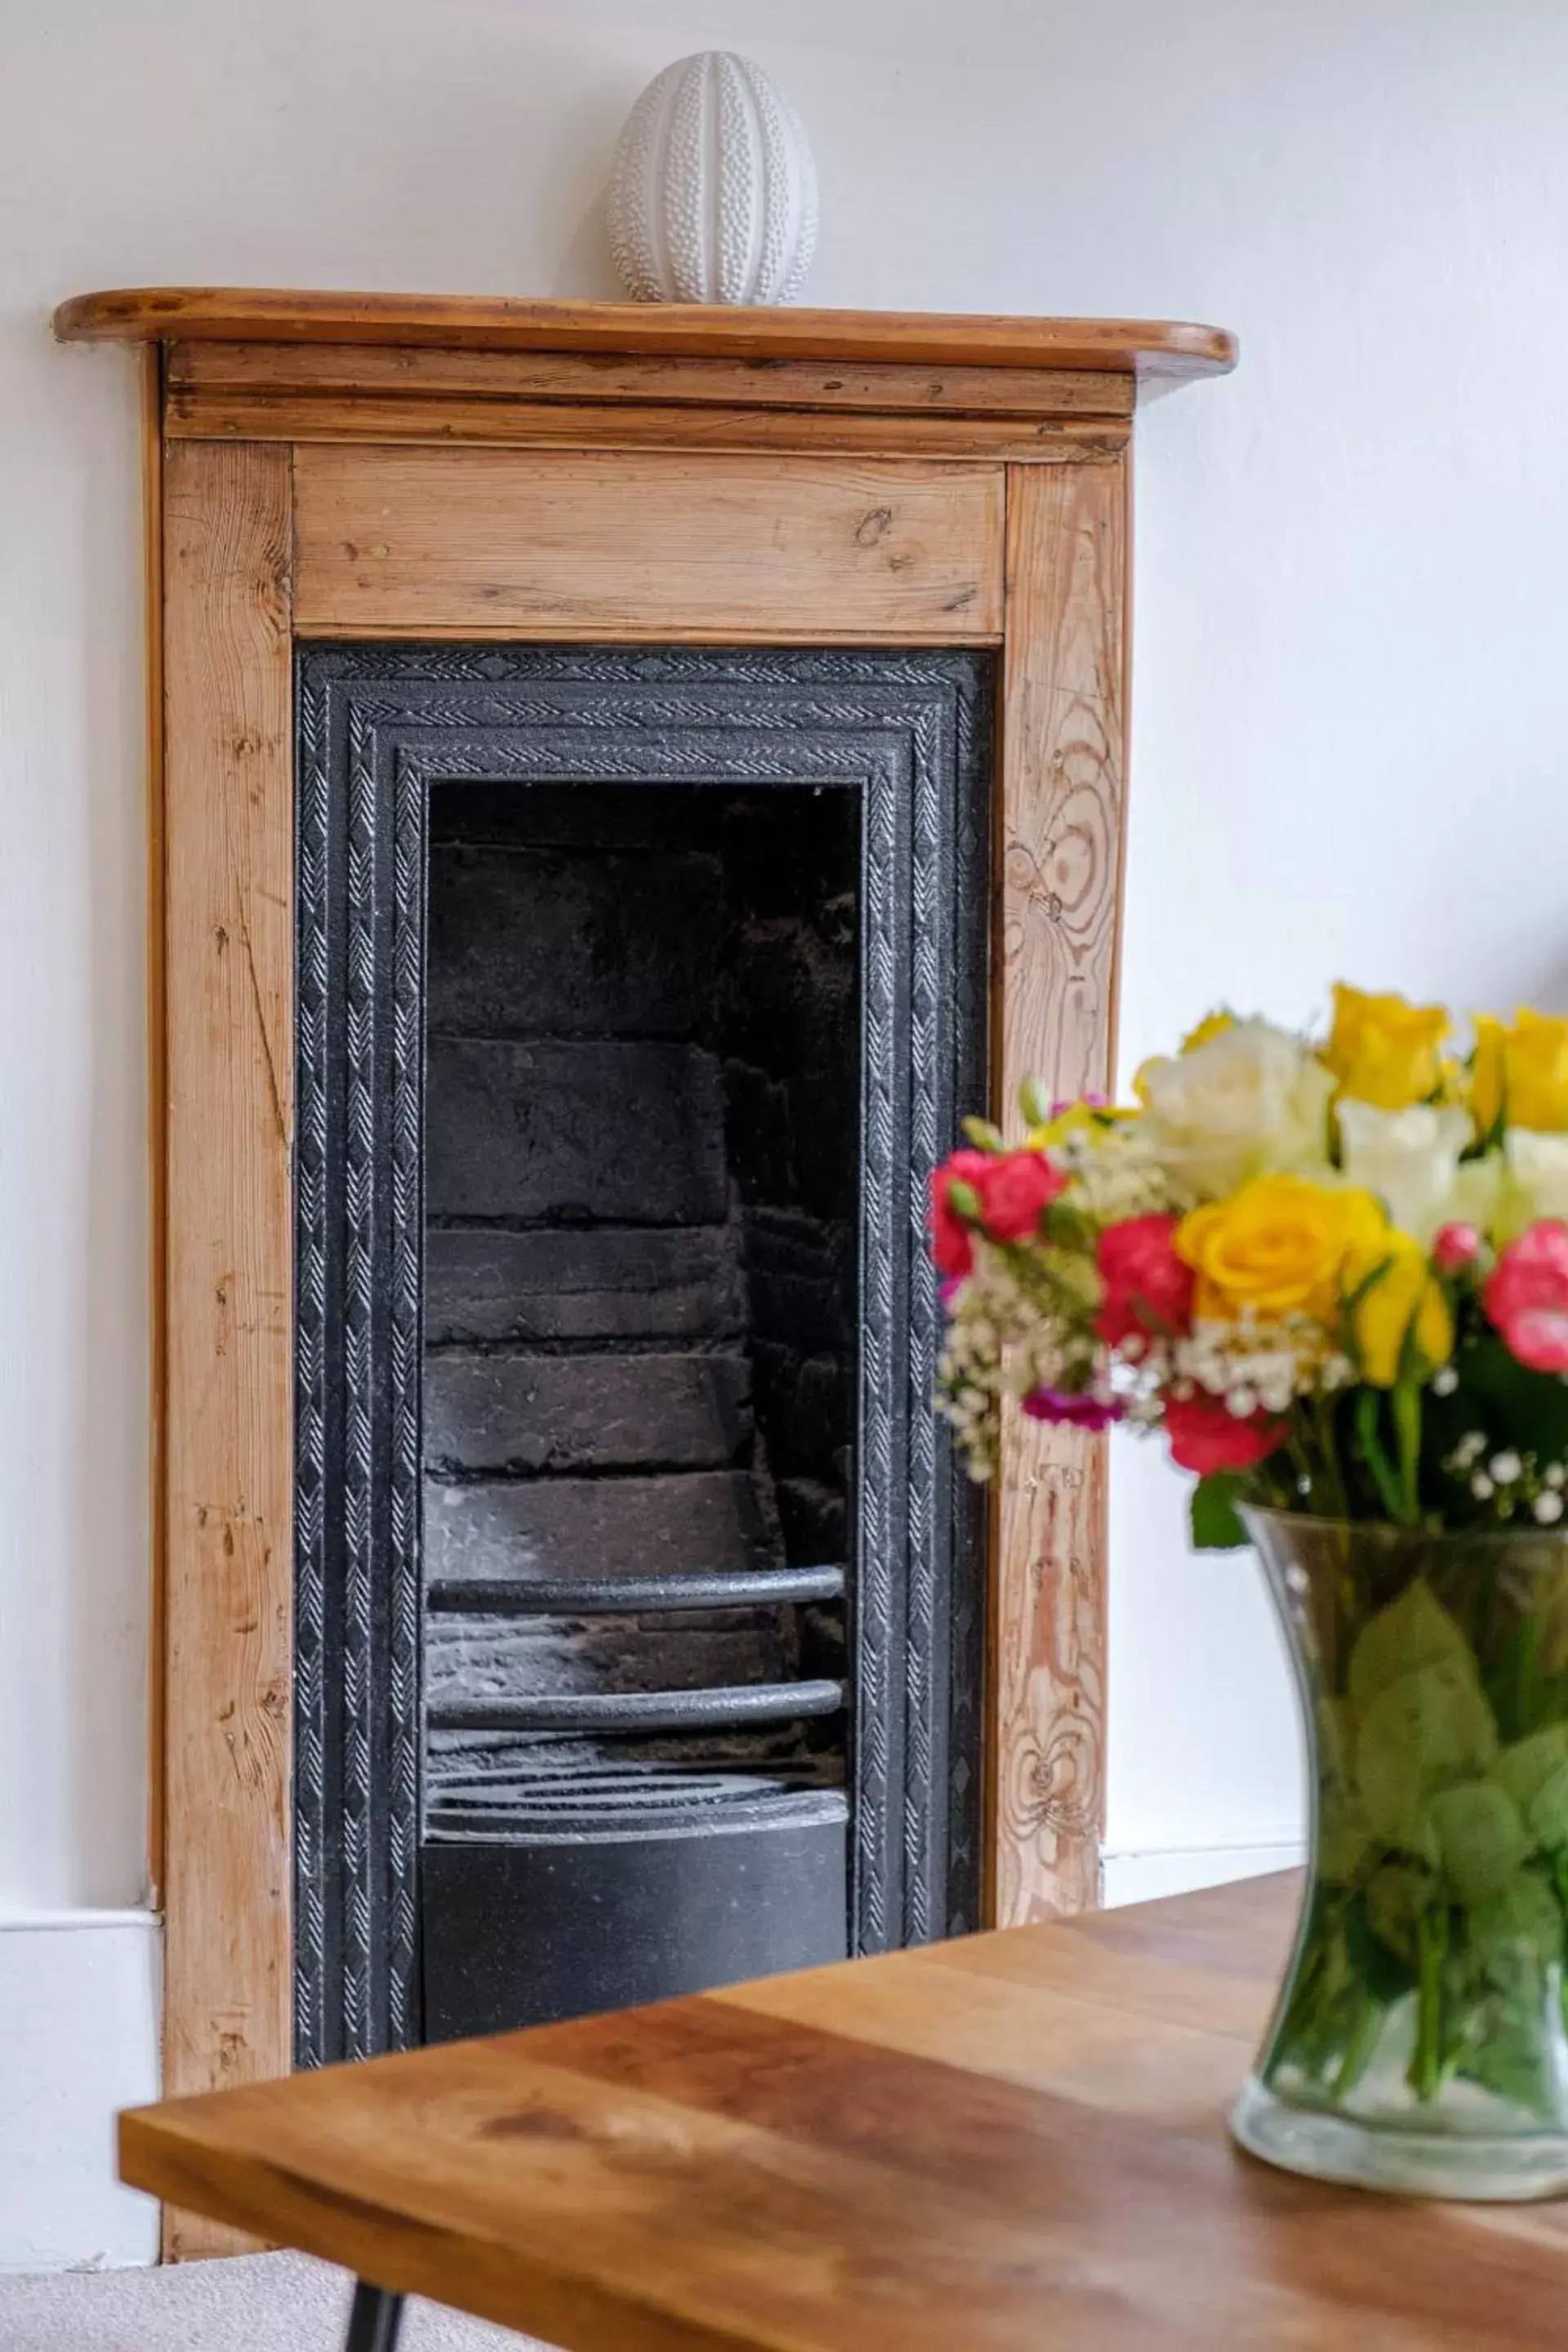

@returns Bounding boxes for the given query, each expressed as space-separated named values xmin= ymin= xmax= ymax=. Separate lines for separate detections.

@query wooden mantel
xmin=56 ymin=285 xmax=1234 ymax=380
xmin=56 ymin=289 xmax=1233 ymax=2250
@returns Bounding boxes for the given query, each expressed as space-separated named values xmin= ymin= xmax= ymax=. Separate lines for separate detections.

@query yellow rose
xmin=1472 ymin=1009 xmax=1568 ymax=1137
xmin=1177 ymin=1175 xmax=1388 ymax=1322
xmin=1321 ymin=982 xmax=1450 ymax=1111
xmin=1343 ymin=1232 xmax=1454 ymax=1387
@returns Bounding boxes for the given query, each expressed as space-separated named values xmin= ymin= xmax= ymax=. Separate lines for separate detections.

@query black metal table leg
xmin=344 ymin=2280 xmax=405 ymax=2352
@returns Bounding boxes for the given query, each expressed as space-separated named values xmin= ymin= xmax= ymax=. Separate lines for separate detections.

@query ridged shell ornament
xmin=608 ymin=51 xmax=818 ymax=305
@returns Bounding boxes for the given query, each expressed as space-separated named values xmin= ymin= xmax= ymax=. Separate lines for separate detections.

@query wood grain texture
xmin=119 ymin=1873 xmax=1568 ymax=2350
xmin=162 ymin=439 xmax=295 ymax=2256
xmin=56 ymin=287 xmax=1238 ymax=385
xmin=292 ymin=447 xmax=1005 ymax=641
xmin=142 ymin=341 xmax=168 ymax=1905
xmin=167 ymin=338 xmax=1138 ymax=420
xmin=991 ymin=457 xmax=1129 ymax=1926
xmin=167 ymin=388 xmax=1129 ymax=466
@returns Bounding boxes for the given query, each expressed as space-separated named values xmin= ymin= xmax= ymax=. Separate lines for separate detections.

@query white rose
xmin=1138 ymin=1019 xmax=1336 ymax=1203
xmin=1337 ymin=1100 xmax=1472 ymax=1243
xmin=1499 ymin=1129 xmax=1568 ymax=1236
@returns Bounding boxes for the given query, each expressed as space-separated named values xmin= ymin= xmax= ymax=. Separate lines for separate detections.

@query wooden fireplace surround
xmin=56 ymin=289 xmax=1235 ymax=2241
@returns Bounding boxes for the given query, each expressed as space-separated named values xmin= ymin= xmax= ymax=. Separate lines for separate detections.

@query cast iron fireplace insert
xmin=293 ymin=644 xmax=991 ymax=2063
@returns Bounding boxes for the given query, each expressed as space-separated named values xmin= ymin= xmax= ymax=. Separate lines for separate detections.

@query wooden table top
xmin=120 ymin=1872 xmax=1568 ymax=2350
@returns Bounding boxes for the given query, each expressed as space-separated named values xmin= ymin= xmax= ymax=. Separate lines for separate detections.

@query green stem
xmin=1356 ymin=1388 xmax=1410 ymax=1526
xmin=1392 ymin=1379 xmax=1423 ymax=1527
xmin=1410 ymin=1906 xmax=1449 ymax=2101
xmin=1330 ymin=1992 xmax=1386 ymax=2100
xmin=1510 ymin=1616 xmax=1544 ymax=1741
xmin=1311 ymin=1393 xmax=1350 ymax=1522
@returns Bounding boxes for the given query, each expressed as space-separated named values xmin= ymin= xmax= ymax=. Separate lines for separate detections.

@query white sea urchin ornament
xmin=607 ymin=51 xmax=818 ymax=305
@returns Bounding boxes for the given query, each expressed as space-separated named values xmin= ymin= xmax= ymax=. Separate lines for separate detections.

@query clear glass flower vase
xmin=1235 ymin=1507 xmax=1568 ymax=2198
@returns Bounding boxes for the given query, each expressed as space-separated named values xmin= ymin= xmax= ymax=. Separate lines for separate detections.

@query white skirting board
xmin=1099 ymin=1840 xmax=1303 ymax=1909
xmin=0 ymin=1912 xmax=161 ymax=2270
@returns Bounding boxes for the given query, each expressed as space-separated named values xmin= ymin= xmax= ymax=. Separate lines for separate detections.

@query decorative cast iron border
xmin=294 ymin=644 xmax=991 ymax=2064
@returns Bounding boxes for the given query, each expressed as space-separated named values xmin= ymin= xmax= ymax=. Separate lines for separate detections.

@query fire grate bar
xmin=425 ymin=1565 xmax=845 ymax=1616
xmin=426 ymin=1678 xmax=846 ymax=1735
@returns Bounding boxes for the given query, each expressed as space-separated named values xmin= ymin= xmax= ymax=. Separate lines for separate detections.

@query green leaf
xmin=1018 ymin=1076 xmax=1053 ymax=1129
xmin=1355 ymin=1658 xmax=1498 ymax=1850
xmin=1317 ymin=1788 xmax=1376 ymax=1884
xmin=1365 ymin=1860 xmax=1437 ymax=1966
xmin=1467 ymin=1871 xmax=1564 ymax=1976
xmin=960 ymin=1116 xmax=1005 ymax=1152
xmin=1043 ymin=1200 xmax=1098 ymax=1253
xmin=1189 ymin=1472 xmax=1249 ymax=1551
xmin=1425 ymin=1780 xmax=1532 ymax=1904
xmin=1316 ymin=1696 xmax=1375 ymax=1881
xmin=1444 ymin=1334 xmax=1568 ymax=1463
xmin=1493 ymin=1726 xmax=1568 ymax=1846
xmin=1347 ymin=1581 xmax=1477 ymax=1720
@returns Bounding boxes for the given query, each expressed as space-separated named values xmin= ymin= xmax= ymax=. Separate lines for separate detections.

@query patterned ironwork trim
xmin=293 ymin=644 xmax=991 ymax=2061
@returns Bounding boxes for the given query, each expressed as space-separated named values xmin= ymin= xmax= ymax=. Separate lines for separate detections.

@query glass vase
xmin=1235 ymin=1507 xmax=1568 ymax=2198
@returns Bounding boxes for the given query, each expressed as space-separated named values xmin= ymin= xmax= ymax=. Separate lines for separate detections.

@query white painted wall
xmin=2 ymin=0 xmax=1566 ymax=2262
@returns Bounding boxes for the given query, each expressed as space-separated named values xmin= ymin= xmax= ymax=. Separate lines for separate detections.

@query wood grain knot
xmin=482 ymin=2106 xmax=588 ymax=2145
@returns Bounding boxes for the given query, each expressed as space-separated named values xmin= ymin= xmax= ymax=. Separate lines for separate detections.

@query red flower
xmin=1022 ymin=1386 xmax=1123 ymax=1432
xmin=1165 ymin=1391 xmax=1284 ymax=1477
xmin=1094 ymin=1214 xmax=1195 ymax=1348
xmin=1484 ymin=1221 xmax=1568 ymax=1373
xmin=930 ymin=1150 xmax=993 ymax=1279
xmin=1432 ymin=1221 xmax=1483 ymax=1276
xmin=969 ymin=1150 xmax=1066 ymax=1242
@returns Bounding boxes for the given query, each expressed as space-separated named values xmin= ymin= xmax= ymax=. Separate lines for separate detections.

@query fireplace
xmin=294 ymin=645 xmax=991 ymax=2059
xmin=52 ymin=288 xmax=1232 ymax=2246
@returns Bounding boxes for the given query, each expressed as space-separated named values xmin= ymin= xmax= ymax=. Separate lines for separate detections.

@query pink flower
xmin=930 ymin=1150 xmax=992 ymax=1280
xmin=1022 ymin=1387 xmax=1123 ymax=1432
xmin=969 ymin=1150 xmax=1067 ymax=1243
xmin=1165 ymin=1391 xmax=1284 ymax=1477
xmin=1485 ymin=1221 xmax=1568 ymax=1373
xmin=1094 ymin=1214 xmax=1195 ymax=1349
xmin=1433 ymin=1222 xmax=1483 ymax=1275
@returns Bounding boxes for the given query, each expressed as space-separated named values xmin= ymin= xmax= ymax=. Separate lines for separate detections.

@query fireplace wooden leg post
xmin=344 ymin=2282 xmax=404 ymax=2351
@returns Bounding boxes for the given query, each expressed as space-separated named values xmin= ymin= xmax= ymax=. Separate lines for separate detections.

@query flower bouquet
xmin=933 ymin=989 xmax=1568 ymax=2198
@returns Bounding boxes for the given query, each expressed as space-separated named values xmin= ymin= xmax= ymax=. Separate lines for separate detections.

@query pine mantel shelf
xmin=54 ymin=287 xmax=1235 ymax=387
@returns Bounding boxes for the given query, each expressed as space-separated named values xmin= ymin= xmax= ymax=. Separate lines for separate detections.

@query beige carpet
xmin=0 ymin=2254 xmax=548 ymax=2350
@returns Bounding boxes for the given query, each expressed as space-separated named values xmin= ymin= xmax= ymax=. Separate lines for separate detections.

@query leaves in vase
xmin=1468 ymin=1870 xmax=1564 ymax=1978
xmin=1365 ymin=1861 xmax=1437 ymax=1966
xmin=1347 ymin=1580 xmax=1477 ymax=1720
xmin=1425 ymin=1780 xmax=1533 ymax=1904
xmin=1355 ymin=1658 xmax=1498 ymax=1850
xmin=1317 ymin=1788 xmax=1375 ymax=1884
xmin=1492 ymin=1726 xmax=1568 ymax=1849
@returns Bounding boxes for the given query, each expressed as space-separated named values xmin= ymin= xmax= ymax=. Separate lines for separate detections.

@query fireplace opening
xmin=293 ymin=644 xmax=990 ymax=2065
xmin=419 ymin=782 xmax=860 ymax=2036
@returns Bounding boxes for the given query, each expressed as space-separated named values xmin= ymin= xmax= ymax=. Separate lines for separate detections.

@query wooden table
xmin=119 ymin=1872 xmax=1568 ymax=2350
